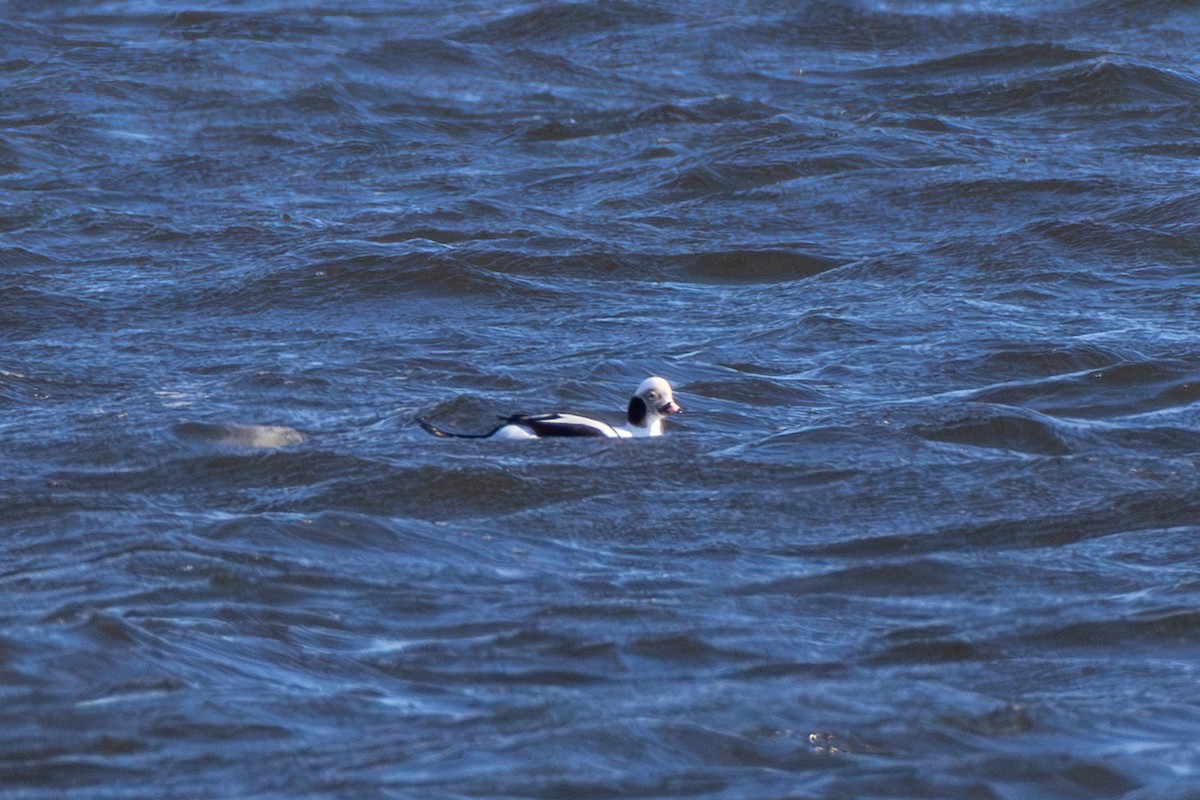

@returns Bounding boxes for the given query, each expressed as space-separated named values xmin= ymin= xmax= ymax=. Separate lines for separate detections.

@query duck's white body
xmin=489 ymin=411 xmax=660 ymax=440
xmin=420 ymin=377 xmax=681 ymax=440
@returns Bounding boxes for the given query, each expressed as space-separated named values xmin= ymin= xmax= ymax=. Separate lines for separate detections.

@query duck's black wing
xmin=505 ymin=413 xmax=617 ymax=438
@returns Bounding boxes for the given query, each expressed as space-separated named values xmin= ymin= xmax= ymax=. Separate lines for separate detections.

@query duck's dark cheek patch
xmin=627 ymin=396 xmax=647 ymax=426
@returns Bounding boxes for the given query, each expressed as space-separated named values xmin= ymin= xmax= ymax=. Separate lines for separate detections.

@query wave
xmin=907 ymin=56 xmax=1200 ymax=117
xmin=0 ymin=286 xmax=100 ymax=335
xmin=968 ymin=358 xmax=1200 ymax=421
xmin=197 ymin=243 xmax=847 ymax=310
xmin=768 ymin=1 xmax=1037 ymax=52
xmin=951 ymin=343 xmax=1122 ymax=387
xmin=453 ymin=1 xmax=674 ymax=44
xmin=856 ymin=42 xmax=1100 ymax=80
xmin=911 ymin=407 xmax=1071 ymax=456
xmin=164 ymin=10 xmax=329 ymax=42
xmin=663 ymin=249 xmax=844 ymax=284
xmin=1021 ymin=606 xmax=1200 ymax=652
xmin=511 ymin=95 xmax=785 ymax=144
xmin=1066 ymin=0 xmax=1200 ymax=26
xmin=160 ymin=248 xmax=569 ymax=312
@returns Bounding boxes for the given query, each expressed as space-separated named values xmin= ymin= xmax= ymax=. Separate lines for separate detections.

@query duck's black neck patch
xmin=627 ymin=396 xmax=648 ymax=427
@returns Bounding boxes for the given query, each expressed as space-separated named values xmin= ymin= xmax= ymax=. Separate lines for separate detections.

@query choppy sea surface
xmin=4 ymin=1 xmax=1200 ymax=797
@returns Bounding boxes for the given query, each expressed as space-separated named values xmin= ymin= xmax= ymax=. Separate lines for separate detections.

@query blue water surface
xmin=3 ymin=1 xmax=1200 ymax=797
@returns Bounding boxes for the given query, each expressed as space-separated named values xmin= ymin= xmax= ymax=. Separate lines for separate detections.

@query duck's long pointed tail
xmin=417 ymin=417 xmax=496 ymax=439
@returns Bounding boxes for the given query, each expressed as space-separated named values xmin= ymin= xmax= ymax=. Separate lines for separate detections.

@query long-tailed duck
xmin=419 ymin=376 xmax=681 ymax=439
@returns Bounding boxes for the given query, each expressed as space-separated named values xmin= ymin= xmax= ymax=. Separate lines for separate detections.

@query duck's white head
xmin=627 ymin=376 xmax=681 ymax=434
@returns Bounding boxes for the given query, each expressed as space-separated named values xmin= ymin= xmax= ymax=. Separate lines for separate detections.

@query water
xmin=4 ymin=1 xmax=1200 ymax=797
